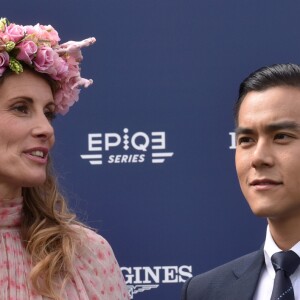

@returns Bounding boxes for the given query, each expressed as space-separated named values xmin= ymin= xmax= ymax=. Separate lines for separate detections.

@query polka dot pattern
xmin=0 ymin=198 xmax=129 ymax=300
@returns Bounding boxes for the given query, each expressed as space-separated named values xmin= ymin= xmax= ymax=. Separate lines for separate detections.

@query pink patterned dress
xmin=0 ymin=198 xmax=129 ymax=300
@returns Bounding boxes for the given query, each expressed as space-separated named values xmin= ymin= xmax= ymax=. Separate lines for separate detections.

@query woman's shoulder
xmin=72 ymin=224 xmax=115 ymax=257
xmin=70 ymin=225 xmax=130 ymax=299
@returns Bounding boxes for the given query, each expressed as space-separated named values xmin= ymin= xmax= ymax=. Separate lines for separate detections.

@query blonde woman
xmin=0 ymin=18 xmax=129 ymax=300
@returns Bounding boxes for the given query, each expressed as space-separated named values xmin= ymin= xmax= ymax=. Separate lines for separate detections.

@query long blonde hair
xmin=0 ymin=68 xmax=85 ymax=299
xmin=21 ymin=159 xmax=83 ymax=299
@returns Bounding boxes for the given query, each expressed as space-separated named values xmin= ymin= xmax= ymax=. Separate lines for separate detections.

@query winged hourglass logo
xmin=127 ymin=284 xmax=159 ymax=299
xmin=121 ymin=265 xmax=193 ymax=299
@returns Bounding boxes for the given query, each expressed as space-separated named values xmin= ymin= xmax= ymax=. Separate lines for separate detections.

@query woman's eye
xmin=13 ymin=104 xmax=28 ymax=114
xmin=45 ymin=110 xmax=56 ymax=121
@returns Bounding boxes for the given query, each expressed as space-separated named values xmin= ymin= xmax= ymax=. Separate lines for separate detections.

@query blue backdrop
xmin=3 ymin=1 xmax=300 ymax=299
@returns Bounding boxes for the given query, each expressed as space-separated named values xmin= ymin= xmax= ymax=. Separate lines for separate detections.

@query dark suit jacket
xmin=181 ymin=249 xmax=265 ymax=300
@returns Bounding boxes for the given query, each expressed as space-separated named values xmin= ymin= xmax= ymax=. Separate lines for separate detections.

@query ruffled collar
xmin=0 ymin=197 xmax=22 ymax=228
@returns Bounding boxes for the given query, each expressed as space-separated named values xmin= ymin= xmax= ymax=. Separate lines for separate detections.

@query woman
xmin=0 ymin=18 xmax=129 ymax=300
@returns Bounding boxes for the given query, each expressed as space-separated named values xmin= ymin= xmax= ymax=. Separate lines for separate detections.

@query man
xmin=181 ymin=63 xmax=300 ymax=300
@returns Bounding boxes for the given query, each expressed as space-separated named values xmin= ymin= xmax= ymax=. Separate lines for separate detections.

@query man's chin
xmin=249 ymin=206 xmax=274 ymax=218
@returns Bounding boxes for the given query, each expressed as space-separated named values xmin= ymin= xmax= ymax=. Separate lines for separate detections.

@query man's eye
xmin=237 ymin=136 xmax=253 ymax=145
xmin=274 ymin=133 xmax=294 ymax=142
xmin=274 ymin=133 xmax=289 ymax=139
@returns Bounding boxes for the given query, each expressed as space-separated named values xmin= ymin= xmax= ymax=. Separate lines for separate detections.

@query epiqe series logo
xmin=80 ymin=128 xmax=174 ymax=165
xmin=121 ymin=265 xmax=193 ymax=299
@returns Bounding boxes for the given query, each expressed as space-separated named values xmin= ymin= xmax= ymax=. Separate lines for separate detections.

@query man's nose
xmin=250 ymin=140 xmax=274 ymax=169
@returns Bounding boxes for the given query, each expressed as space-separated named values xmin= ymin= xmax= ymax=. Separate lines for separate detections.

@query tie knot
xmin=271 ymin=251 xmax=300 ymax=276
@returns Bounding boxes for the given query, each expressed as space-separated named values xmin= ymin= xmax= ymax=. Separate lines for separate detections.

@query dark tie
xmin=270 ymin=251 xmax=300 ymax=300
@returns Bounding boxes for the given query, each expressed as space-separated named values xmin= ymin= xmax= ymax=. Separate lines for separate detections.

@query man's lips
xmin=249 ymin=179 xmax=283 ymax=186
xmin=250 ymin=178 xmax=282 ymax=185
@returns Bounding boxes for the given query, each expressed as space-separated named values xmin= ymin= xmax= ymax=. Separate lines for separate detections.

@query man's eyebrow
xmin=235 ymin=121 xmax=300 ymax=135
xmin=265 ymin=121 xmax=300 ymax=132
xmin=235 ymin=127 xmax=254 ymax=135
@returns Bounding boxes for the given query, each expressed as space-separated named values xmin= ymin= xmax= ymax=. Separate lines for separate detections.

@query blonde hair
xmin=21 ymin=159 xmax=84 ymax=299
xmin=0 ymin=68 xmax=85 ymax=299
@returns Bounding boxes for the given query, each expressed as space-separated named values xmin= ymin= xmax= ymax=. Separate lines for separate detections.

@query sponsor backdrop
xmin=4 ymin=1 xmax=300 ymax=299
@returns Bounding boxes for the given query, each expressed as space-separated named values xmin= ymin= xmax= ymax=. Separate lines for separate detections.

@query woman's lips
xmin=23 ymin=147 xmax=49 ymax=164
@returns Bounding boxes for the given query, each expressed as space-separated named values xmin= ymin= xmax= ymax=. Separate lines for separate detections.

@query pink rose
xmin=46 ymin=53 xmax=68 ymax=80
xmin=0 ymin=52 xmax=10 ymax=66
xmin=61 ymin=56 xmax=80 ymax=83
xmin=68 ymin=75 xmax=81 ymax=89
xmin=59 ymin=44 xmax=83 ymax=61
xmin=40 ymin=24 xmax=60 ymax=46
xmin=0 ymin=51 xmax=9 ymax=76
xmin=16 ymin=40 xmax=38 ymax=65
xmin=33 ymin=46 xmax=54 ymax=71
xmin=5 ymin=24 xmax=25 ymax=42
xmin=30 ymin=24 xmax=60 ymax=47
xmin=66 ymin=55 xmax=79 ymax=72
xmin=23 ymin=25 xmax=35 ymax=35
xmin=54 ymin=86 xmax=80 ymax=115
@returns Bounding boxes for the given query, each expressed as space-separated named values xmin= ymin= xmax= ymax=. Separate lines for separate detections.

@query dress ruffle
xmin=0 ymin=198 xmax=129 ymax=300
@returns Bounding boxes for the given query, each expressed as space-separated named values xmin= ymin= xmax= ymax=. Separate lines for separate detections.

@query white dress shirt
xmin=253 ymin=226 xmax=300 ymax=300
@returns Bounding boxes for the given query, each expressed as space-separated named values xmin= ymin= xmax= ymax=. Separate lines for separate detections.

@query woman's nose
xmin=31 ymin=112 xmax=55 ymax=142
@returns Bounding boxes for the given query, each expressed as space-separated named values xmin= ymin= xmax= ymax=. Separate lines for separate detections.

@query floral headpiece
xmin=0 ymin=18 xmax=96 ymax=115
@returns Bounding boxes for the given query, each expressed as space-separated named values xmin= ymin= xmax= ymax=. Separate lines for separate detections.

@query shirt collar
xmin=264 ymin=225 xmax=300 ymax=278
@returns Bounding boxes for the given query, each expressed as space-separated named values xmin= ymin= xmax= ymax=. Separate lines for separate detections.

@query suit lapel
xmin=217 ymin=249 xmax=265 ymax=300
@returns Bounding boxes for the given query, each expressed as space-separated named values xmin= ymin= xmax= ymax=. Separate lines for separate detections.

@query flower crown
xmin=0 ymin=18 xmax=96 ymax=114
